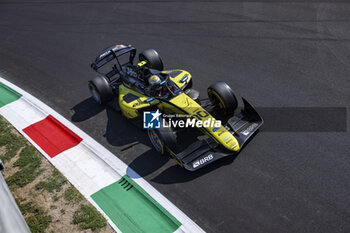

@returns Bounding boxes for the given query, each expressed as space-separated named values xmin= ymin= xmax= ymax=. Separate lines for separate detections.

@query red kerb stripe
xmin=23 ymin=115 xmax=82 ymax=158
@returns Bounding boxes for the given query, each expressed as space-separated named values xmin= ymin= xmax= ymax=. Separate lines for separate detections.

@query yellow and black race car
xmin=89 ymin=44 xmax=263 ymax=171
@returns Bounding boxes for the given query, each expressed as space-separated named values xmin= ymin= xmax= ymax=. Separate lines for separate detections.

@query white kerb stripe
xmin=0 ymin=97 xmax=46 ymax=130
xmin=0 ymin=77 xmax=205 ymax=233
xmin=51 ymin=144 xmax=120 ymax=196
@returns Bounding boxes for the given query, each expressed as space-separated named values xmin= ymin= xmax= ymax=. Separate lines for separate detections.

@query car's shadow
xmin=71 ymin=97 xmax=239 ymax=184
xmin=130 ymin=153 xmax=238 ymax=184
xmin=148 ymin=132 xmax=257 ymax=184
xmin=71 ymin=97 xmax=105 ymax=122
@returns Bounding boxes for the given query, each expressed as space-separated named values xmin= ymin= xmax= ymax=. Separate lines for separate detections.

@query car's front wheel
xmin=207 ymin=81 xmax=238 ymax=116
xmin=147 ymin=127 xmax=177 ymax=155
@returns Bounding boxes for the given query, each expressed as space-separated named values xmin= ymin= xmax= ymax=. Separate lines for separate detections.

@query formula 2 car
xmin=89 ymin=44 xmax=263 ymax=171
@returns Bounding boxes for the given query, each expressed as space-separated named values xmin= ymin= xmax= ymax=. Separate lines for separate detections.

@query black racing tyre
xmin=139 ymin=49 xmax=164 ymax=71
xmin=88 ymin=76 xmax=113 ymax=105
xmin=207 ymin=81 xmax=238 ymax=116
xmin=147 ymin=127 xmax=176 ymax=155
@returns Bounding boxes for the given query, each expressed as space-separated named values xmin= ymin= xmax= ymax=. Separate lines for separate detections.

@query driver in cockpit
xmin=148 ymin=74 xmax=175 ymax=97
xmin=148 ymin=74 xmax=164 ymax=97
xmin=148 ymin=74 xmax=162 ymax=86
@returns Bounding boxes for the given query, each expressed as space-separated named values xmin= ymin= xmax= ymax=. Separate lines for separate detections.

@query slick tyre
xmin=88 ymin=76 xmax=113 ymax=105
xmin=207 ymin=81 xmax=238 ymax=116
xmin=147 ymin=127 xmax=176 ymax=155
xmin=139 ymin=49 xmax=164 ymax=71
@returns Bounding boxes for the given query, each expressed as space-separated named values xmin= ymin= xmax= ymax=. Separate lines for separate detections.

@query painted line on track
xmin=0 ymin=77 xmax=204 ymax=233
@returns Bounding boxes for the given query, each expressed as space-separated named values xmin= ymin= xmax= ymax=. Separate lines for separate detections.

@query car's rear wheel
xmin=207 ymin=81 xmax=238 ymax=116
xmin=147 ymin=127 xmax=176 ymax=155
xmin=139 ymin=49 xmax=164 ymax=71
xmin=88 ymin=76 xmax=113 ymax=105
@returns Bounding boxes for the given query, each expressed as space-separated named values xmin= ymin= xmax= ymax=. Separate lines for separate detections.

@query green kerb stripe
xmin=91 ymin=175 xmax=181 ymax=233
xmin=0 ymin=82 xmax=22 ymax=107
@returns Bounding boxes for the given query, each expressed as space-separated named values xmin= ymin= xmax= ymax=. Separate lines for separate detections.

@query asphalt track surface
xmin=1 ymin=1 xmax=350 ymax=232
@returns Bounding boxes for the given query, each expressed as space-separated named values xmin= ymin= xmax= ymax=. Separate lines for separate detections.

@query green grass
xmin=1 ymin=116 xmax=108 ymax=232
xmin=0 ymin=116 xmax=26 ymax=162
xmin=6 ymin=146 xmax=44 ymax=188
xmin=35 ymin=168 xmax=67 ymax=192
xmin=16 ymin=199 xmax=52 ymax=233
xmin=13 ymin=146 xmax=41 ymax=168
xmin=53 ymin=194 xmax=59 ymax=202
xmin=64 ymin=186 xmax=83 ymax=204
xmin=73 ymin=205 xmax=107 ymax=232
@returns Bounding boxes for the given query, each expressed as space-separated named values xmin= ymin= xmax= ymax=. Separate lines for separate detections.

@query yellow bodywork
xmin=137 ymin=63 xmax=192 ymax=89
xmin=161 ymin=70 xmax=192 ymax=90
xmin=163 ymin=93 xmax=239 ymax=152
xmin=119 ymin=85 xmax=159 ymax=118
xmin=118 ymin=69 xmax=239 ymax=152
xmin=137 ymin=61 xmax=147 ymax=67
xmin=119 ymin=69 xmax=191 ymax=118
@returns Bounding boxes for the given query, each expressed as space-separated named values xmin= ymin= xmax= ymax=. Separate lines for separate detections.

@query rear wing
xmin=90 ymin=44 xmax=136 ymax=78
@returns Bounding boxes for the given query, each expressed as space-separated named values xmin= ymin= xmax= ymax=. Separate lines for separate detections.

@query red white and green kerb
xmin=0 ymin=79 xmax=203 ymax=233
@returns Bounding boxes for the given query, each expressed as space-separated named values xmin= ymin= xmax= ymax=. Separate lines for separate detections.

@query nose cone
xmin=212 ymin=127 xmax=240 ymax=151
xmin=223 ymin=133 xmax=240 ymax=151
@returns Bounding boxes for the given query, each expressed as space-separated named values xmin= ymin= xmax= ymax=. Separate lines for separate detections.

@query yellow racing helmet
xmin=148 ymin=75 xmax=161 ymax=86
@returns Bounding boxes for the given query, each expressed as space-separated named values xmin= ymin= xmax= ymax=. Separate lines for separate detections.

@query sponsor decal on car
xmin=241 ymin=123 xmax=259 ymax=136
xmin=212 ymin=126 xmax=220 ymax=132
xmin=192 ymin=154 xmax=214 ymax=168
xmin=218 ymin=129 xmax=226 ymax=136
xmin=225 ymin=138 xmax=233 ymax=144
xmin=99 ymin=50 xmax=111 ymax=58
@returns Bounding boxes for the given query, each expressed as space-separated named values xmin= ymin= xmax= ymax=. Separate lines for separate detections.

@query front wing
xmin=168 ymin=98 xmax=263 ymax=171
